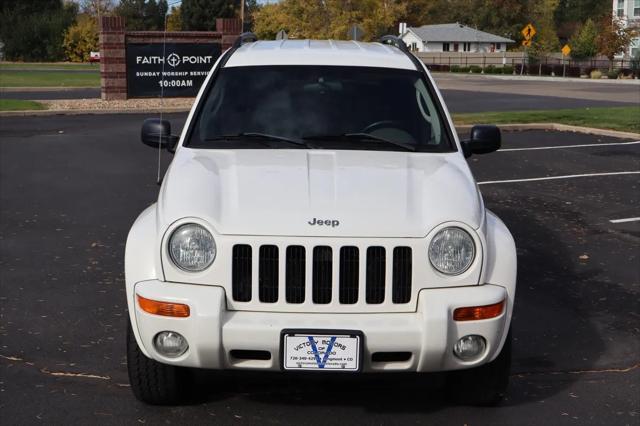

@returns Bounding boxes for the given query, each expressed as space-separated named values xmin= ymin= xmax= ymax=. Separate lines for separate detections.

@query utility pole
xmin=240 ymin=0 xmax=245 ymax=31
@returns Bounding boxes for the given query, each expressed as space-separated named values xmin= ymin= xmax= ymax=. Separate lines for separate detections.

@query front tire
xmin=127 ymin=321 xmax=193 ymax=405
xmin=446 ymin=329 xmax=512 ymax=406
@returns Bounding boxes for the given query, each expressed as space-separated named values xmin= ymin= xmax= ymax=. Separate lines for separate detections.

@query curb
xmin=0 ymin=107 xmax=191 ymax=117
xmin=455 ymin=123 xmax=640 ymax=139
xmin=1 ymin=86 xmax=100 ymax=92
xmin=431 ymin=72 xmax=640 ymax=85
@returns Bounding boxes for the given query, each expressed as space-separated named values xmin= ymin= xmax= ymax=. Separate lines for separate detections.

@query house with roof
xmin=399 ymin=23 xmax=515 ymax=53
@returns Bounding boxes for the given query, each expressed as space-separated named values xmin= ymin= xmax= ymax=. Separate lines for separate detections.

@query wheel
xmin=446 ymin=329 xmax=512 ymax=406
xmin=127 ymin=321 xmax=194 ymax=405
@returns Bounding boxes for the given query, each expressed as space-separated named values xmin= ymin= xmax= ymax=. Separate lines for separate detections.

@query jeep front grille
xmin=285 ymin=245 xmax=305 ymax=303
xmin=339 ymin=246 xmax=359 ymax=304
xmin=232 ymin=244 xmax=252 ymax=302
xmin=231 ymin=244 xmax=412 ymax=306
xmin=258 ymin=245 xmax=279 ymax=303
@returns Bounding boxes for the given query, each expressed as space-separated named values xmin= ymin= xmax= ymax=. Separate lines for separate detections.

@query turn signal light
xmin=137 ymin=295 xmax=190 ymax=317
xmin=453 ymin=300 xmax=505 ymax=321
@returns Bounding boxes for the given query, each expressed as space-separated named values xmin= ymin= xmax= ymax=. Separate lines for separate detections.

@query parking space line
xmin=478 ymin=171 xmax=640 ymax=185
xmin=609 ymin=217 xmax=640 ymax=224
xmin=499 ymin=141 xmax=640 ymax=152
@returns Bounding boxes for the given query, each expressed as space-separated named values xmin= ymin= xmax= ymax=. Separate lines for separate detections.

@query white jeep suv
xmin=126 ymin=34 xmax=517 ymax=406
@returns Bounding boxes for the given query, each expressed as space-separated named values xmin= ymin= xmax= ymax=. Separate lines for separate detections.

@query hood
xmin=158 ymin=148 xmax=483 ymax=238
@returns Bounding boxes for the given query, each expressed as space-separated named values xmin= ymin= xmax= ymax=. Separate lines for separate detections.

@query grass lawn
xmin=453 ymin=106 xmax=640 ymax=134
xmin=0 ymin=70 xmax=100 ymax=87
xmin=0 ymin=62 xmax=99 ymax=71
xmin=0 ymin=99 xmax=47 ymax=111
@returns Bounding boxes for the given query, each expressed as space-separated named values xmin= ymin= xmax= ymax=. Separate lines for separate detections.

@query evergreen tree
xmin=569 ymin=19 xmax=598 ymax=60
xmin=181 ymin=0 xmax=237 ymax=31
xmin=529 ymin=0 xmax=560 ymax=57
xmin=0 ymin=0 xmax=77 ymax=61
xmin=114 ymin=0 xmax=167 ymax=30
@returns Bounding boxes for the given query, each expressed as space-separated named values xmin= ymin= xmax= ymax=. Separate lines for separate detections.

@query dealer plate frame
xmin=279 ymin=329 xmax=365 ymax=373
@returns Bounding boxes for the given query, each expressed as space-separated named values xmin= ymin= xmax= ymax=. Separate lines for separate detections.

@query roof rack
xmin=378 ymin=35 xmax=409 ymax=54
xmin=233 ymin=32 xmax=258 ymax=49
xmin=378 ymin=34 xmax=425 ymax=72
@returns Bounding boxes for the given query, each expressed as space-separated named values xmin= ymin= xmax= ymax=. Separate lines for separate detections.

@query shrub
xmin=469 ymin=65 xmax=482 ymax=73
xmin=590 ymin=69 xmax=603 ymax=79
xmin=502 ymin=65 xmax=514 ymax=74
xmin=458 ymin=66 xmax=470 ymax=73
xmin=540 ymin=64 xmax=554 ymax=75
xmin=607 ymin=69 xmax=620 ymax=79
xmin=450 ymin=65 xmax=461 ymax=72
xmin=484 ymin=65 xmax=497 ymax=74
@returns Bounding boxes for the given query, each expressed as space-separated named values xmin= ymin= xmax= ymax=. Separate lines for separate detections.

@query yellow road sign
xmin=522 ymin=39 xmax=532 ymax=47
xmin=521 ymin=23 xmax=536 ymax=40
xmin=562 ymin=44 xmax=571 ymax=56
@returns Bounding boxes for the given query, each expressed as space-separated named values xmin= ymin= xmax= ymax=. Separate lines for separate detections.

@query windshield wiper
xmin=303 ymin=132 xmax=416 ymax=152
xmin=205 ymin=132 xmax=312 ymax=148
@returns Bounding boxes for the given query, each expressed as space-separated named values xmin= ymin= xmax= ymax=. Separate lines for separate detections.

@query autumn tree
xmin=253 ymin=0 xmax=405 ymax=41
xmin=569 ymin=19 xmax=597 ymax=60
xmin=596 ymin=13 xmax=638 ymax=64
xmin=166 ymin=5 xmax=182 ymax=31
xmin=63 ymin=14 xmax=99 ymax=62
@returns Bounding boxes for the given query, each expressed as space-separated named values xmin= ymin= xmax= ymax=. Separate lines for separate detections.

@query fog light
xmin=453 ymin=335 xmax=486 ymax=361
xmin=154 ymin=331 xmax=188 ymax=358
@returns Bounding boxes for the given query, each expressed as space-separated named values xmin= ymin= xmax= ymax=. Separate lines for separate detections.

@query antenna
xmin=157 ymin=12 xmax=169 ymax=185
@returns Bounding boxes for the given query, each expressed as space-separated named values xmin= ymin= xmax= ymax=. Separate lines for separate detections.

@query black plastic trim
xmin=233 ymin=32 xmax=258 ymax=49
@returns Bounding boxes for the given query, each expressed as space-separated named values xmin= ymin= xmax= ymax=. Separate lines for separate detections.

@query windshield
xmin=187 ymin=65 xmax=454 ymax=152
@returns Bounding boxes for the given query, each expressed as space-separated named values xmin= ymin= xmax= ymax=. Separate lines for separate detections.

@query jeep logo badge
xmin=308 ymin=218 xmax=340 ymax=227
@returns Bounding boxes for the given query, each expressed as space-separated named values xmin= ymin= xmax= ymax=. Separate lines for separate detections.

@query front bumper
xmin=132 ymin=280 xmax=509 ymax=372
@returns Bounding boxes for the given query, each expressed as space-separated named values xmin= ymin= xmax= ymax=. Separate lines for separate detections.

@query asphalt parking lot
xmin=2 ymin=72 xmax=638 ymax=113
xmin=0 ymin=113 xmax=639 ymax=425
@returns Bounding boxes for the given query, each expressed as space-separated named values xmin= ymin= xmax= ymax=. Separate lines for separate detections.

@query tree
xmin=81 ymin=0 xmax=115 ymax=18
xmin=529 ymin=0 xmax=560 ymax=58
xmin=568 ymin=19 xmax=597 ymax=60
xmin=181 ymin=0 xmax=237 ymax=31
xmin=0 ymin=0 xmax=77 ymax=61
xmin=114 ymin=0 xmax=167 ymax=30
xmin=253 ymin=0 xmax=405 ymax=41
xmin=166 ymin=5 xmax=182 ymax=31
xmin=63 ymin=14 xmax=99 ymax=62
xmin=596 ymin=12 xmax=638 ymax=62
xmin=554 ymin=0 xmax=610 ymax=40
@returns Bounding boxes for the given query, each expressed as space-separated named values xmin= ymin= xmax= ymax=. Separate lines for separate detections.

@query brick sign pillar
xmin=99 ymin=16 xmax=127 ymax=100
xmin=218 ymin=18 xmax=242 ymax=49
xmin=99 ymin=17 xmax=242 ymax=100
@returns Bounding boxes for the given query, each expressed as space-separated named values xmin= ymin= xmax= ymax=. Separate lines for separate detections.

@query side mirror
xmin=462 ymin=125 xmax=501 ymax=158
xmin=141 ymin=118 xmax=179 ymax=152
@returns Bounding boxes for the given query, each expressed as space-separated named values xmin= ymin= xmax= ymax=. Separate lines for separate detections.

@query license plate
xmin=282 ymin=331 xmax=362 ymax=371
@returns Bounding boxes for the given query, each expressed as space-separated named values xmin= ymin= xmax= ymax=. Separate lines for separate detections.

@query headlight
xmin=428 ymin=227 xmax=475 ymax=275
xmin=168 ymin=223 xmax=216 ymax=272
